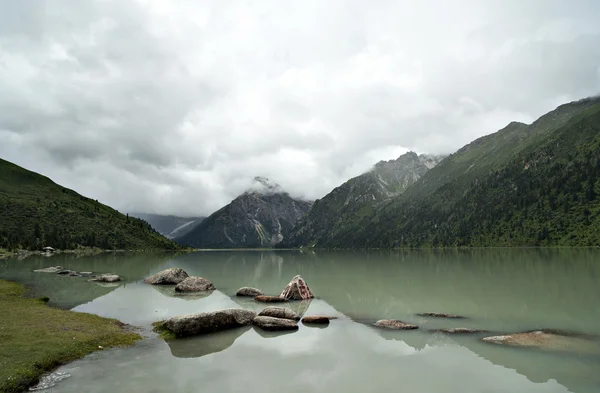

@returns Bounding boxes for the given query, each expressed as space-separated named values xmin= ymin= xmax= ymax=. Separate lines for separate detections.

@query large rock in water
xmin=481 ymin=330 xmax=597 ymax=352
xmin=91 ymin=274 xmax=121 ymax=283
xmin=144 ymin=268 xmax=189 ymax=285
xmin=255 ymin=295 xmax=288 ymax=303
xmin=174 ymin=277 xmax=215 ymax=292
xmin=280 ymin=275 xmax=314 ymax=300
xmin=258 ymin=306 xmax=300 ymax=321
xmin=373 ymin=320 xmax=418 ymax=330
xmin=253 ymin=316 xmax=299 ymax=331
xmin=161 ymin=309 xmax=256 ymax=338
xmin=236 ymin=287 xmax=264 ymax=297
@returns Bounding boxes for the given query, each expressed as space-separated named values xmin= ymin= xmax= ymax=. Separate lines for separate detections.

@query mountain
xmin=129 ymin=213 xmax=204 ymax=239
xmin=300 ymin=96 xmax=600 ymax=248
xmin=175 ymin=177 xmax=312 ymax=248
xmin=281 ymin=152 xmax=445 ymax=247
xmin=0 ymin=159 xmax=179 ymax=251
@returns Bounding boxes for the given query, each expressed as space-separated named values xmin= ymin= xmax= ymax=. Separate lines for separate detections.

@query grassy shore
xmin=0 ymin=280 xmax=141 ymax=393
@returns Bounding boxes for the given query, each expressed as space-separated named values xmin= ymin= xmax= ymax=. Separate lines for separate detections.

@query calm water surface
xmin=1 ymin=249 xmax=600 ymax=393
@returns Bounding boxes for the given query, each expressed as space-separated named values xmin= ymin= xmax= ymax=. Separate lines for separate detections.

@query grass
xmin=151 ymin=321 xmax=176 ymax=340
xmin=0 ymin=280 xmax=141 ymax=393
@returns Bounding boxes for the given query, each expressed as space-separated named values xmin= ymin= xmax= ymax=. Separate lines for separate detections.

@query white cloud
xmin=0 ymin=0 xmax=599 ymax=216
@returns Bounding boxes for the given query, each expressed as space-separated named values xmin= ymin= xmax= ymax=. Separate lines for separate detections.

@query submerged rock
xmin=253 ymin=316 xmax=299 ymax=331
xmin=34 ymin=266 xmax=64 ymax=273
xmin=144 ymin=268 xmax=189 ymax=285
xmin=255 ymin=295 xmax=288 ymax=303
xmin=481 ymin=330 xmax=597 ymax=352
xmin=160 ymin=309 xmax=256 ymax=338
xmin=373 ymin=320 xmax=418 ymax=330
xmin=280 ymin=275 xmax=314 ymax=300
xmin=174 ymin=276 xmax=215 ymax=292
xmin=301 ymin=316 xmax=330 ymax=325
xmin=417 ymin=312 xmax=465 ymax=319
xmin=56 ymin=270 xmax=73 ymax=275
xmin=258 ymin=306 xmax=300 ymax=321
xmin=236 ymin=287 xmax=264 ymax=297
xmin=431 ymin=328 xmax=486 ymax=334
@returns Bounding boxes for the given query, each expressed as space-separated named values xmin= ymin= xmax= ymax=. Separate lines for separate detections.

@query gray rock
xmin=34 ymin=266 xmax=64 ymax=273
xmin=258 ymin=306 xmax=300 ymax=321
xmin=481 ymin=330 xmax=598 ymax=353
xmin=161 ymin=309 xmax=257 ymax=338
xmin=174 ymin=276 xmax=215 ymax=292
xmin=255 ymin=295 xmax=288 ymax=303
xmin=431 ymin=328 xmax=486 ymax=334
xmin=373 ymin=320 xmax=418 ymax=330
xmin=144 ymin=268 xmax=189 ymax=285
xmin=92 ymin=274 xmax=121 ymax=283
xmin=302 ymin=316 xmax=330 ymax=325
xmin=417 ymin=312 xmax=465 ymax=319
xmin=253 ymin=316 xmax=299 ymax=331
xmin=236 ymin=287 xmax=264 ymax=297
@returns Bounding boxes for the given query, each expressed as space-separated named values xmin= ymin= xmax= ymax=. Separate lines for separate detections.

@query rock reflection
xmin=166 ymin=326 xmax=251 ymax=358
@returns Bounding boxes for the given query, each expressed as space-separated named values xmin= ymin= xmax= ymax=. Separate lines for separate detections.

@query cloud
xmin=0 ymin=0 xmax=599 ymax=216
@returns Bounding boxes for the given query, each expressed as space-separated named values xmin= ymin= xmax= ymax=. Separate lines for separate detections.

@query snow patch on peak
xmin=245 ymin=176 xmax=286 ymax=195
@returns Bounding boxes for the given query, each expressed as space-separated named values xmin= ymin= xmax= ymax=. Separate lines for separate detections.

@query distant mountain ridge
xmin=0 ymin=159 xmax=179 ymax=251
xmin=175 ymin=177 xmax=312 ymax=248
xmin=129 ymin=213 xmax=204 ymax=239
xmin=287 ymin=96 xmax=600 ymax=248
xmin=281 ymin=152 xmax=445 ymax=247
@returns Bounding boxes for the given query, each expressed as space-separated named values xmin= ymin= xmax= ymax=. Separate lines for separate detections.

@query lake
xmin=1 ymin=249 xmax=600 ymax=393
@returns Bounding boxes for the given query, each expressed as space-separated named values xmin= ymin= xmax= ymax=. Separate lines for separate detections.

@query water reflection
xmin=2 ymin=249 xmax=600 ymax=393
xmin=166 ymin=327 xmax=251 ymax=358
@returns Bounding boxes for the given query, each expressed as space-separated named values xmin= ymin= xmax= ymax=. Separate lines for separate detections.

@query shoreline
xmin=0 ymin=279 xmax=141 ymax=393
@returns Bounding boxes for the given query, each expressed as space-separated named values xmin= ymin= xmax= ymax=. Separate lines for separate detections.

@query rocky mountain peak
xmin=245 ymin=176 xmax=286 ymax=196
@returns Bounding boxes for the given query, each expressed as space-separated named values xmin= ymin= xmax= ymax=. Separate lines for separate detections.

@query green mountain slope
xmin=0 ymin=159 xmax=179 ymax=250
xmin=281 ymin=152 xmax=444 ymax=247
xmin=302 ymin=96 xmax=600 ymax=248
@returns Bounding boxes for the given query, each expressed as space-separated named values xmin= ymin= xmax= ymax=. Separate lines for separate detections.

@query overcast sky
xmin=1 ymin=0 xmax=599 ymax=217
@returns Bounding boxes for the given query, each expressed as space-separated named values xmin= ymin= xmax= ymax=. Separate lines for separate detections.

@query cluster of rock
xmin=34 ymin=266 xmax=120 ymax=282
xmin=157 ymin=305 xmax=334 ymax=338
xmin=143 ymin=268 xmax=215 ymax=293
xmin=149 ymin=272 xmax=333 ymax=338
xmin=370 ymin=313 xmax=599 ymax=352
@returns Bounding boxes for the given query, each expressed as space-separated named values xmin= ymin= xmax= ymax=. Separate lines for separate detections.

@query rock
xmin=68 ymin=272 xmax=82 ymax=277
xmin=255 ymin=295 xmax=288 ymax=303
xmin=258 ymin=306 xmax=300 ymax=321
xmin=431 ymin=328 xmax=486 ymax=334
xmin=280 ymin=275 xmax=314 ymax=300
xmin=56 ymin=270 xmax=73 ymax=275
xmin=481 ymin=330 xmax=596 ymax=352
xmin=174 ymin=277 xmax=215 ymax=292
xmin=161 ymin=309 xmax=256 ymax=338
xmin=417 ymin=312 xmax=465 ymax=319
xmin=253 ymin=316 xmax=299 ymax=331
xmin=144 ymin=268 xmax=189 ymax=285
xmin=34 ymin=266 xmax=63 ymax=273
xmin=373 ymin=320 xmax=418 ymax=330
xmin=236 ymin=287 xmax=264 ymax=297
xmin=302 ymin=316 xmax=330 ymax=325
xmin=92 ymin=274 xmax=121 ymax=283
